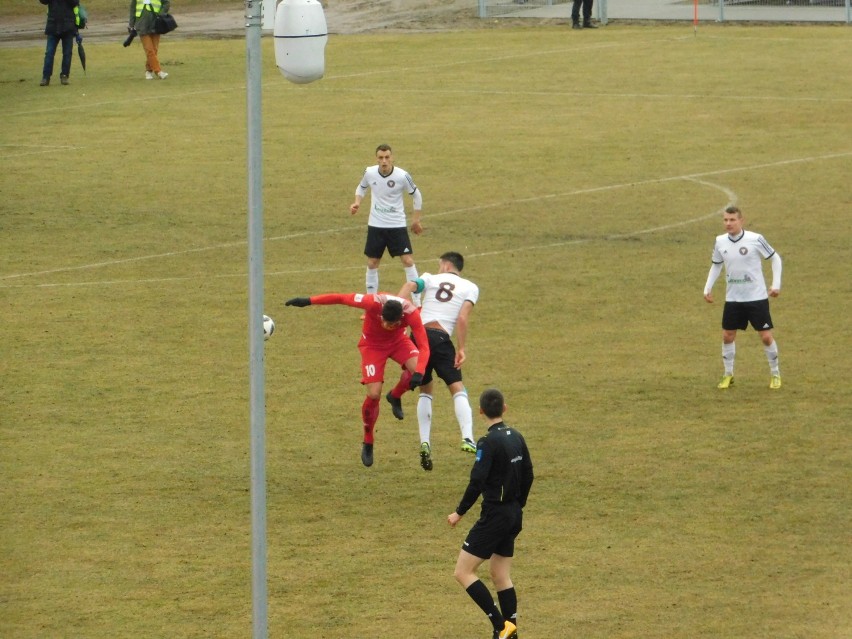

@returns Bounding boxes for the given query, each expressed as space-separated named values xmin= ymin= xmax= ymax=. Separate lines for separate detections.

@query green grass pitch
xmin=1 ymin=21 xmax=850 ymax=639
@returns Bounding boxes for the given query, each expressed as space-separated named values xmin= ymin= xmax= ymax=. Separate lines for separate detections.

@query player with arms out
xmin=285 ymin=293 xmax=429 ymax=466
xmin=350 ymin=144 xmax=424 ymax=306
xmin=448 ymin=389 xmax=534 ymax=639
xmin=704 ymin=205 xmax=783 ymax=389
xmin=387 ymin=251 xmax=480 ymax=471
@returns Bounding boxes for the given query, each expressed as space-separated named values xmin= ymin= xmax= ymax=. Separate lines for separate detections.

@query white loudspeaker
xmin=274 ymin=0 xmax=328 ymax=84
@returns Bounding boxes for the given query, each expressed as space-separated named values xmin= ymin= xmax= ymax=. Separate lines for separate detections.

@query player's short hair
xmin=479 ymin=388 xmax=505 ymax=419
xmin=440 ymin=251 xmax=464 ymax=272
xmin=381 ymin=299 xmax=403 ymax=323
xmin=724 ymin=205 xmax=742 ymax=217
xmin=376 ymin=143 xmax=392 ymax=154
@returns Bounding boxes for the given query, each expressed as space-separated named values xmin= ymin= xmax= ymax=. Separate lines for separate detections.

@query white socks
xmin=453 ymin=390 xmax=474 ymax=442
xmin=365 ymin=267 xmax=379 ymax=294
xmin=722 ymin=342 xmax=735 ymax=375
xmin=764 ymin=341 xmax=780 ymax=375
xmin=366 ymin=266 xmax=418 ymax=300
xmin=722 ymin=341 xmax=780 ymax=376
xmin=418 ymin=391 xmax=474 ymax=444
xmin=417 ymin=393 xmax=433 ymax=444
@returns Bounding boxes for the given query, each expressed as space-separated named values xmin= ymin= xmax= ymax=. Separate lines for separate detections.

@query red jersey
xmin=308 ymin=293 xmax=431 ymax=374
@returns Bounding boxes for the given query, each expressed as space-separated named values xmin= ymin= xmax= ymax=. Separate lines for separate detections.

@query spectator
xmin=39 ymin=0 xmax=79 ymax=86
xmin=128 ymin=0 xmax=171 ymax=80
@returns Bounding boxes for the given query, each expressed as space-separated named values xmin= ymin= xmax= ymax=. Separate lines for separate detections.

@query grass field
xmin=1 ymin=20 xmax=851 ymax=639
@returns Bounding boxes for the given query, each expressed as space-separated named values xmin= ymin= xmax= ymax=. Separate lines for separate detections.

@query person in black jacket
xmin=39 ymin=0 xmax=79 ymax=86
xmin=447 ymin=388 xmax=534 ymax=639
xmin=571 ymin=0 xmax=597 ymax=29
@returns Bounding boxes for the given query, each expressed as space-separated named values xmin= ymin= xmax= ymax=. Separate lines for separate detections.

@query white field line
xmin=467 ymin=177 xmax=738 ymax=259
xmin=1 ymin=170 xmax=723 ymax=284
xmin=1 ymin=150 xmax=849 ymax=289
xmin=310 ymin=85 xmax=852 ymax=104
xmin=4 ymin=80 xmax=848 ymax=121
xmin=3 ymin=175 xmax=721 ymax=288
xmin=0 ymin=143 xmax=80 ymax=158
xmin=2 ymin=29 xmax=849 ymax=287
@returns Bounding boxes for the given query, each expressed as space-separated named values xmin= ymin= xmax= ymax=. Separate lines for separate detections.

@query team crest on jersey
xmin=387 ymin=180 xmax=396 ymax=188
xmin=739 ymin=247 xmax=748 ymax=255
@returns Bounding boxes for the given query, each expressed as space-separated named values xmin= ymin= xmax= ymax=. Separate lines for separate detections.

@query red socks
xmin=361 ymin=396 xmax=380 ymax=444
xmin=389 ymin=370 xmax=412 ymax=399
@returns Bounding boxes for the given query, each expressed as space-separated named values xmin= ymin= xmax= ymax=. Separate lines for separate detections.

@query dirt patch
xmin=0 ymin=0 xmax=547 ymax=48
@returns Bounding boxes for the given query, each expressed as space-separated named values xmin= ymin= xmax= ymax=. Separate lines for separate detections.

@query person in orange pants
xmin=128 ymin=0 xmax=170 ymax=79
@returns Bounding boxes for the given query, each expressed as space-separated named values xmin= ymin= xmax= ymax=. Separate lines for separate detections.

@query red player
xmin=285 ymin=293 xmax=430 ymax=467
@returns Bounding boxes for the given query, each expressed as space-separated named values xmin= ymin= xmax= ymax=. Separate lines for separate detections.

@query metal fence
xmin=707 ymin=0 xmax=851 ymax=22
xmin=595 ymin=0 xmax=852 ymax=23
xmin=477 ymin=0 xmax=569 ymax=19
xmin=482 ymin=0 xmax=852 ymax=22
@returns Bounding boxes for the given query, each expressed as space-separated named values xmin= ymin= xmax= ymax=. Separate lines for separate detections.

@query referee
xmin=447 ymin=388 xmax=534 ymax=639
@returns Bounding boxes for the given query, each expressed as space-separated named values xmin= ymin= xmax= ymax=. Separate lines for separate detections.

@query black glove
xmin=285 ymin=297 xmax=311 ymax=307
xmin=409 ymin=372 xmax=424 ymax=390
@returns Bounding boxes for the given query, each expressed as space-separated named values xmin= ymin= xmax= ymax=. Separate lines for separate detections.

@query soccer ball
xmin=263 ymin=314 xmax=275 ymax=340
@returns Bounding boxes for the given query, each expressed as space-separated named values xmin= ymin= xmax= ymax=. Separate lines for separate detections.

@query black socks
xmin=466 ymin=579 xmax=505 ymax=631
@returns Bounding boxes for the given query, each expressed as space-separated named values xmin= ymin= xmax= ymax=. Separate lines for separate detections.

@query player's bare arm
xmin=454 ymin=301 xmax=474 ymax=368
xmin=410 ymin=187 xmax=424 ymax=234
xmin=397 ymin=280 xmax=417 ymax=299
xmin=411 ymin=211 xmax=424 ymax=235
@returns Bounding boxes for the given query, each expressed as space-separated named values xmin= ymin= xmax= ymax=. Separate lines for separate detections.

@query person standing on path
xmin=571 ymin=0 xmax=597 ymax=28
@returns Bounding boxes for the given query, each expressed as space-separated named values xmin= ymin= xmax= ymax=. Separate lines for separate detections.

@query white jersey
xmin=356 ymin=165 xmax=419 ymax=228
xmin=711 ymin=230 xmax=776 ymax=302
xmin=417 ymin=271 xmax=479 ymax=336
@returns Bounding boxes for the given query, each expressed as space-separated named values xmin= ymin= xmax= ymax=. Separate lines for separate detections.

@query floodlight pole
xmin=245 ymin=0 xmax=268 ymax=637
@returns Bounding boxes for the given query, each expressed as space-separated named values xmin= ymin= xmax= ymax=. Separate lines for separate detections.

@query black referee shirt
xmin=456 ymin=421 xmax=534 ymax=517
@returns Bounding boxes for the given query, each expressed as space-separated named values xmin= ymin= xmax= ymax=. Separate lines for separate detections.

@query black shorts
xmin=364 ymin=226 xmax=413 ymax=259
xmin=722 ymin=299 xmax=774 ymax=332
xmin=462 ymin=502 xmax=523 ymax=560
xmin=421 ymin=328 xmax=463 ymax=387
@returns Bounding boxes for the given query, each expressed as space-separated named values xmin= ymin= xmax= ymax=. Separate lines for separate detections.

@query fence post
xmin=478 ymin=0 xmax=486 ymax=19
xmin=719 ymin=0 xmax=725 ymax=23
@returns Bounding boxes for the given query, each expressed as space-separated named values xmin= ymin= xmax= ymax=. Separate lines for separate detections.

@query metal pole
xmin=694 ymin=0 xmax=698 ymax=35
xmin=245 ymin=0 xmax=267 ymax=637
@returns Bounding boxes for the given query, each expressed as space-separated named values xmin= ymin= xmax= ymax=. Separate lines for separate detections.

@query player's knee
xmin=365 ymin=388 xmax=382 ymax=401
xmin=453 ymin=565 xmax=469 ymax=585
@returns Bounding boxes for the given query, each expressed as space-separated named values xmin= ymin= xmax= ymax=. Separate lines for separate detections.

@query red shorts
xmin=358 ymin=338 xmax=420 ymax=384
